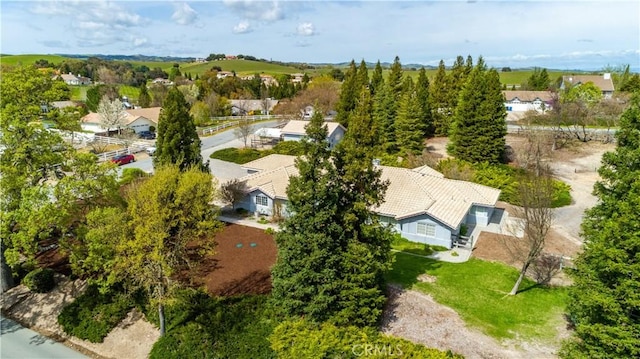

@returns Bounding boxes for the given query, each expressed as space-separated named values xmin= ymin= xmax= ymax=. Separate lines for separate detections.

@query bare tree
xmin=219 ymin=179 xmax=248 ymax=209
xmin=97 ymin=96 xmax=127 ymax=136
xmin=234 ymin=118 xmax=254 ymax=148
xmin=116 ymin=129 xmax=139 ymax=152
xmin=504 ymin=173 xmax=555 ymax=295
xmin=515 ymin=128 xmax=553 ymax=177
xmin=96 ymin=66 xmax=120 ymax=84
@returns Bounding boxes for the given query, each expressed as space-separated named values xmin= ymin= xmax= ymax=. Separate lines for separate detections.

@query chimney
xmin=603 ymin=73 xmax=611 ymax=80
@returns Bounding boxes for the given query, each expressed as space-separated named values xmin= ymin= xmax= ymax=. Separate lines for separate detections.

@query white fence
xmin=199 ymin=115 xmax=287 ymax=136
xmin=95 ymin=145 xmax=147 ymax=162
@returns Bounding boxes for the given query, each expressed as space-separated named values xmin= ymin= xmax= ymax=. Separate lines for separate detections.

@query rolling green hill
xmin=178 ymin=59 xmax=307 ymax=77
xmin=0 ymin=54 xmax=78 ymax=66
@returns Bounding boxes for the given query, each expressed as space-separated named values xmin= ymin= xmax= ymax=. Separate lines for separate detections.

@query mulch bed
xmin=185 ymin=223 xmax=277 ymax=297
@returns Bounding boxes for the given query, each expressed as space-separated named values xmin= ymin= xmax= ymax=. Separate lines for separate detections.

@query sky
xmin=1 ymin=0 xmax=639 ymax=70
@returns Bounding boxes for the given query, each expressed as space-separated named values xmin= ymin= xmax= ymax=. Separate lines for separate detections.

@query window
xmin=475 ymin=207 xmax=488 ymax=217
xmin=255 ymin=195 xmax=268 ymax=206
xmin=417 ymin=222 xmax=436 ymax=237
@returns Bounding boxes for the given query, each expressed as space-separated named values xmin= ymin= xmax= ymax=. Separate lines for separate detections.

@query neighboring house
xmin=80 ymin=107 xmax=161 ymax=134
xmin=290 ymin=73 xmax=305 ymax=84
xmin=233 ymin=154 xmax=501 ymax=249
xmin=503 ymin=91 xmax=553 ymax=112
xmin=280 ymin=120 xmax=345 ymax=148
xmin=229 ymin=99 xmax=279 ymax=115
xmin=217 ymin=71 xmax=234 ymax=79
xmin=561 ymin=73 xmax=615 ymax=99
xmin=56 ymin=72 xmax=92 ymax=86
xmin=260 ymin=74 xmax=278 ymax=86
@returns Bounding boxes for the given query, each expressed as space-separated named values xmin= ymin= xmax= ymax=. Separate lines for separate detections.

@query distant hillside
xmin=180 ymin=59 xmax=309 ymax=77
xmin=0 ymin=54 xmax=76 ymax=66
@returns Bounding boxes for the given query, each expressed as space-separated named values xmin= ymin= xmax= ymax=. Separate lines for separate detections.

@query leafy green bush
xmin=436 ymin=159 xmax=572 ymax=208
xmin=119 ymin=167 xmax=148 ymax=185
xmin=265 ymin=227 xmax=275 ymax=235
xmin=209 ymin=147 xmax=264 ymax=164
xmin=272 ymin=141 xmax=305 ymax=156
xmin=269 ymin=319 xmax=462 ymax=358
xmin=551 ymin=180 xmax=572 ymax=207
xmin=23 ymin=268 xmax=56 ymax=293
xmin=58 ymin=285 xmax=134 ymax=343
xmin=149 ymin=290 xmax=278 ymax=359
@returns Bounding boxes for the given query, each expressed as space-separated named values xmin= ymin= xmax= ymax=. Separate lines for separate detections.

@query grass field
xmin=387 ymin=252 xmax=568 ymax=340
xmin=2 ymin=53 xmax=578 ymax=87
xmin=0 ymin=54 xmax=77 ymax=66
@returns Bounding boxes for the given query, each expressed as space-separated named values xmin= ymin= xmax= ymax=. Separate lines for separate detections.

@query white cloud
xmin=172 ymin=2 xmax=198 ymax=26
xmin=133 ymin=37 xmax=148 ymax=47
xmin=232 ymin=21 xmax=252 ymax=34
xmin=223 ymin=0 xmax=284 ymax=22
xmin=296 ymin=22 xmax=314 ymax=36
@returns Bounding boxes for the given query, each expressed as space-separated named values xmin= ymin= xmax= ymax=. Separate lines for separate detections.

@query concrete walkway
xmin=218 ymin=215 xmax=279 ymax=232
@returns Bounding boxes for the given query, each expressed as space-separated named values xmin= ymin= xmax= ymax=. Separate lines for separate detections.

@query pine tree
xmin=332 ymin=88 xmax=392 ymax=326
xmin=138 ymin=83 xmax=151 ymax=108
xmin=449 ymin=55 xmax=473 ymax=117
xmin=416 ymin=67 xmax=433 ymax=137
xmin=448 ymin=61 xmax=507 ymax=164
xmin=154 ymin=87 xmax=206 ymax=171
xmin=561 ymin=93 xmax=640 ymax=358
xmin=395 ymin=80 xmax=426 ymax=155
xmin=387 ymin=56 xmax=404 ymax=100
xmin=356 ymin=59 xmax=369 ymax=90
xmin=335 ymin=60 xmax=358 ymax=127
xmin=372 ymin=84 xmax=397 ymax=152
xmin=370 ymin=61 xmax=384 ymax=96
xmin=429 ymin=60 xmax=451 ymax=136
xmin=270 ymin=110 xmax=344 ymax=322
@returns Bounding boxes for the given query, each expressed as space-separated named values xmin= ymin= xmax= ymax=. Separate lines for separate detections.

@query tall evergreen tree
xmin=387 ymin=56 xmax=404 ymax=100
xmin=448 ymin=61 xmax=507 ymax=164
xmin=429 ymin=60 xmax=451 ymax=136
xmin=154 ymin=87 xmax=206 ymax=171
xmin=449 ymin=55 xmax=472 ymax=118
xmin=395 ymin=80 xmax=426 ymax=155
xmin=561 ymin=93 xmax=640 ymax=358
xmin=416 ymin=67 xmax=433 ymax=137
xmin=138 ymin=83 xmax=151 ymax=108
xmin=333 ymin=88 xmax=393 ymax=327
xmin=356 ymin=59 xmax=369 ymax=90
xmin=527 ymin=67 xmax=550 ymax=90
xmin=271 ymin=110 xmax=344 ymax=323
xmin=370 ymin=61 xmax=384 ymax=96
xmin=372 ymin=84 xmax=396 ymax=152
xmin=335 ymin=60 xmax=359 ymax=127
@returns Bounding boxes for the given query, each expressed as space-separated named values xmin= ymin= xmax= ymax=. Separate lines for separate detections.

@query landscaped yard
xmin=387 ymin=252 xmax=568 ymax=341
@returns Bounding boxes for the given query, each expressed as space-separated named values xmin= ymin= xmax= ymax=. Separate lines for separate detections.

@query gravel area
xmin=381 ymin=285 xmax=559 ymax=359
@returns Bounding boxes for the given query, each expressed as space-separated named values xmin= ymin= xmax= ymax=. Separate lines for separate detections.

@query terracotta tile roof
xmin=281 ymin=120 xmax=345 ymax=137
xmin=239 ymin=154 xmax=501 ymax=229
xmin=562 ymin=74 xmax=615 ymax=92
xmin=503 ymin=91 xmax=553 ymax=103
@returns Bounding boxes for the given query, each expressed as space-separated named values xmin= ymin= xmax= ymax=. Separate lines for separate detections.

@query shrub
xmin=149 ymin=291 xmax=278 ymax=359
xmin=119 ymin=167 xmax=148 ymax=185
xmin=551 ymin=180 xmax=572 ymax=207
xmin=58 ymin=285 xmax=134 ymax=343
xmin=257 ymin=216 xmax=269 ymax=224
xmin=23 ymin=268 xmax=56 ymax=293
xmin=265 ymin=227 xmax=275 ymax=235
xmin=270 ymin=319 xmax=462 ymax=358
xmin=209 ymin=147 xmax=264 ymax=164
xmin=235 ymin=207 xmax=249 ymax=216
xmin=149 ymin=125 xmax=156 ymax=133
xmin=272 ymin=140 xmax=305 ymax=156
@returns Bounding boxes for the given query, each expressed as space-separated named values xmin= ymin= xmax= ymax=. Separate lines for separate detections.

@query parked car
xmin=111 ymin=154 xmax=135 ymax=165
xmin=146 ymin=146 xmax=156 ymax=156
xmin=138 ymin=131 xmax=156 ymax=140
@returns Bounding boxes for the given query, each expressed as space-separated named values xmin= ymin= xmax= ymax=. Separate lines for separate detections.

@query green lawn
xmin=387 ymin=253 xmax=568 ymax=340
xmin=391 ymin=235 xmax=448 ymax=256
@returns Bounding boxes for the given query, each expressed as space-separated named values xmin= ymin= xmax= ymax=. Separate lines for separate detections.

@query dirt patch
xmin=1 ymin=275 xmax=159 ymax=359
xmin=185 ymin=223 xmax=277 ymax=296
xmin=382 ymin=285 xmax=559 ymax=359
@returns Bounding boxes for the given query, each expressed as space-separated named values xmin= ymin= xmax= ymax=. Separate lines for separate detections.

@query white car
xmin=146 ymin=146 xmax=156 ymax=156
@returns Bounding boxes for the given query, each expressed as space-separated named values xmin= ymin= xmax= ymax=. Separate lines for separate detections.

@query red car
xmin=111 ymin=154 xmax=135 ymax=165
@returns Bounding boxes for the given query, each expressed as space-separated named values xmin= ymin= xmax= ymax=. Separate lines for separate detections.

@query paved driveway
xmin=0 ymin=315 xmax=87 ymax=359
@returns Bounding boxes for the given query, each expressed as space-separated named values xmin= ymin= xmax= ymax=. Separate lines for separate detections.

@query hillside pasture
xmin=0 ymin=54 xmax=77 ymax=66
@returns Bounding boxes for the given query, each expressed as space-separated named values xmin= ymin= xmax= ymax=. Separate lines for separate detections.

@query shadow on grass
xmin=386 ymin=252 xmax=442 ymax=289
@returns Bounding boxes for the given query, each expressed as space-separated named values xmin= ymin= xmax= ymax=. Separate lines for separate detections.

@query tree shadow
xmin=386 ymin=251 xmax=442 ymax=289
